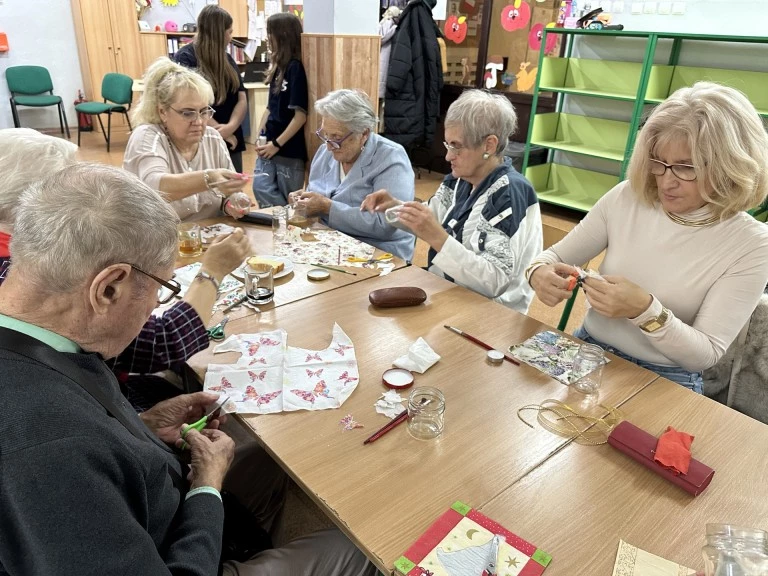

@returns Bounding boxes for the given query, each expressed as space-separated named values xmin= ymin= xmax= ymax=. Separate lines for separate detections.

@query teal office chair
xmin=6 ymin=65 xmax=70 ymax=139
xmin=75 ymin=73 xmax=133 ymax=152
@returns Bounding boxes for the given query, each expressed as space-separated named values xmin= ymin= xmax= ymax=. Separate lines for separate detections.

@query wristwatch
xmin=639 ymin=307 xmax=670 ymax=333
xmin=194 ymin=271 xmax=220 ymax=292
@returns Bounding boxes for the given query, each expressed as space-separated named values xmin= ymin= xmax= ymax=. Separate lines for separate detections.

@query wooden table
xmin=178 ymin=217 xmax=405 ymax=324
xmin=479 ymin=376 xmax=768 ymax=574
xmin=188 ymin=265 xmax=661 ymax=572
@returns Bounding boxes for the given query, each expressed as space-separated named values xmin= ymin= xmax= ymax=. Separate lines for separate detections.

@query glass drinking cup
xmin=177 ymin=223 xmax=203 ymax=258
xmin=245 ymin=263 xmax=274 ymax=305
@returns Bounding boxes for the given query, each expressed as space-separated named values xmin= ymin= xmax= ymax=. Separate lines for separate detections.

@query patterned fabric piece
xmin=274 ymin=229 xmax=375 ymax=266
xmin=204 ymin=324 xmax=360 ymax=414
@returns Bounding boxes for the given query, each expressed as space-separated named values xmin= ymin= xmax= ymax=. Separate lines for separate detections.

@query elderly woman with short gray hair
xmin=362 ymin=89 xmax=543 ymax=313
xmin=289 ymin=89 xmax=416 ymax=261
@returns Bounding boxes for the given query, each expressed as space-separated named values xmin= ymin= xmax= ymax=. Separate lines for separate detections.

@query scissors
xmin=180 ymin=395 xmax=231 ymax=450
xmin=207 ymin=316 xmax=229 ymax=341
xmin=346 ymin=253 xmax=394 ymax=264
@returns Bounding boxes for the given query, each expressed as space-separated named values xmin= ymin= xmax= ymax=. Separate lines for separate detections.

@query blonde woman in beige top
xmin=528 ymin=82 xmax=768 ymax=392
xmin=124 ymin=58 xmax=251 ymax=221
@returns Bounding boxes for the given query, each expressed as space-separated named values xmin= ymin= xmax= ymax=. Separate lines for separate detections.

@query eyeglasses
xmin=128 ymin=264 xmax=182 ymax=304
xmin=649 ymin=158 xmax=697 ymax=182
xmin=443 ymin=141 xmax=466 ymax=155
xmin=315 ymin=129 xmax=354 ymax=150
xmin=169 ymin=106 xmax=216 ymax=123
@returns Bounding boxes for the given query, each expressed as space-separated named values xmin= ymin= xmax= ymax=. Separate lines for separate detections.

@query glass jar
xmin=570 ymin=343 xmax=605 ymax=394
xmin=407 ymin=387 xmax=445 ymax=440
xmin=272 ymin=206 xmax=287 ymax=241
xmin=702 ymin=524 xmax=768 ymax=576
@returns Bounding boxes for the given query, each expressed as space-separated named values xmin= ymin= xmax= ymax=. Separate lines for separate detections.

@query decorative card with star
xmin=394 ymin=501 xmax=551 ymax=576
xmin=204 ymin=324 xmax=360 ymax=414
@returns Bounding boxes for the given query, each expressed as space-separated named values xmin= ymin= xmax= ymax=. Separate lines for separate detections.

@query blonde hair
xmin=131 ymin=57 xmax=215 ymax=126
xmin=628 ymin=81 xmax=768 ymax=219
xmin=0 ymin=128 xmax=78 ymax=225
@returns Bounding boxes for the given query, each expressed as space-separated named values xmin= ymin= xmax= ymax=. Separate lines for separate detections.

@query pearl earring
xmin=482 ymin=152 xmax=490 ymax=160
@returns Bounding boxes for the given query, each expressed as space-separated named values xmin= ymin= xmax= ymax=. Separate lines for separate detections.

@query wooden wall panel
xmin=302 ymin=34 xmax=381 ymax=161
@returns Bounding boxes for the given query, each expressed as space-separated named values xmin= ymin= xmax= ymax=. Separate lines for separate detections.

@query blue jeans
xmin=252 ymin=156 xmax=305 ymax=208
xmin=573 ymin=326 xmax=703 ymax=393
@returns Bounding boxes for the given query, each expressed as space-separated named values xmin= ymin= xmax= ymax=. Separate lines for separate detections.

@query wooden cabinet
xmin=218 ymin=0 xmax=249 ymax=38
xmin=71 ymin=0 xmax=144 ymax=100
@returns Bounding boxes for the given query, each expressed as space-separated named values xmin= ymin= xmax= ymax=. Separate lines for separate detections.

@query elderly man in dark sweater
xmin=0 ymin=164 xmax=376 ymax=576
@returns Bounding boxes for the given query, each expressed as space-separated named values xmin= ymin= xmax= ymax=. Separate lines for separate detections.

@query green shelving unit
xmin=523 ymin=29 xmax=768 ymax=213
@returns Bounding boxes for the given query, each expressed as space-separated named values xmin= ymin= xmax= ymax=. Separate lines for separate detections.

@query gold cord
xmin=662 ymin=208 xmax=719 ymax=228
xmin=517 ymin=399 xmax=623 ymax=445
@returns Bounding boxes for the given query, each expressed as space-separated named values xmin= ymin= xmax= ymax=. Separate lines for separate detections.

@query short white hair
xmin=445 ymin=90 xmax=518 ymax=155
xmin=0 ymin=128 xmax=78 ymax=224
xmin=12 ymin=163 xmax=179 ymax=292
xmin=314 ymin=89 xmax=377 ymax=134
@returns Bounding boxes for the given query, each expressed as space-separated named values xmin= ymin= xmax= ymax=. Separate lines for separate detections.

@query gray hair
xmin=131 ymin=57 xmax=214 ymax=126
xmin=314 ymin=89 xmax=377 ymax=134
xmin=0 ymin=128 xmax=78 ymax=225
xmin=445 ymin=90 xmax=518 ymax=155
xmin=12 ymin=163 xmax=179 ymax=292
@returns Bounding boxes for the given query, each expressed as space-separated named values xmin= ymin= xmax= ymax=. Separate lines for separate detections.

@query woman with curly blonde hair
xmin=527 ymin=81 xmax=768 ymax=392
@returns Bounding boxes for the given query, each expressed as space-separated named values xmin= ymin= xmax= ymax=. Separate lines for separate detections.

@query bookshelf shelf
xmin=523 ymin=30 xmax=768 ymax=212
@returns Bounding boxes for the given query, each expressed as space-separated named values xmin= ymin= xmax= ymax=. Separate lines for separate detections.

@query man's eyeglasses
xmin=649 ymin=159 xmax=697 ymax=182
xmin=315 ymin=129 xmax=354 ymax=150
xmin=129 ymin=264 xmax=182 ymax=304
xmin=170 ymin=106 xmax=216 ymax=123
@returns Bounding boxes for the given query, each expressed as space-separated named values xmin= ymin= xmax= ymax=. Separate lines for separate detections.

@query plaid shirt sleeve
xmin=107 ymin=301 xmax=210 ymax=374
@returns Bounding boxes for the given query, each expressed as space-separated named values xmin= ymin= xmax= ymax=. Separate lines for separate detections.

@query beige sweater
xmin=123 ymin=124 xmax=234 ymax=221
xmin=533 ymin=181 xmax=768 ymax=372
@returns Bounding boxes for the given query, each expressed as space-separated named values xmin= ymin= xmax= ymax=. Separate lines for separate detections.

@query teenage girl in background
xmin=175 ymin=5 xmax=247 ymax=172
xmin=252 ymin=12 xmax=308 ymax=207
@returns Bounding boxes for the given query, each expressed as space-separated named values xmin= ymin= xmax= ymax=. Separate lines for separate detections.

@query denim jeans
xmin=573 ymin=326 xmax=703 ymax=393
xmin=252 ymin=155 xmax=305 ymax=208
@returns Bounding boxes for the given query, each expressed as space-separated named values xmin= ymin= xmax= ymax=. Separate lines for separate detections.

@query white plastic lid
xmin=382 ymin=368 xmax=414 ymax=389
xmin=307 ymin=268 xmax=330 ymax=281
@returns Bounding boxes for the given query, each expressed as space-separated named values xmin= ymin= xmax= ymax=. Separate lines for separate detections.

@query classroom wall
xmin=303 ymin=0 xmax=378 ymax=35
xmin=0 ymin=0 xmax=84 ymax=131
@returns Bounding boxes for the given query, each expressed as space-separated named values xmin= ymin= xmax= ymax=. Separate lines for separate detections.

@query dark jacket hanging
xmin=383 ymin=0 xmax=444 ymax=152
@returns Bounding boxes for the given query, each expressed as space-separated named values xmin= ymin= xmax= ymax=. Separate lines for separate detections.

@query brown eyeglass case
xmin=607 ymin=420 xmax=714 ymax=496
xmin=369 ymin=287 xmax=427 ymax=308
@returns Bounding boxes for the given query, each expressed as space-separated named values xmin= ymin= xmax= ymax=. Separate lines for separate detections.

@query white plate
xmin=231 ymin=255 xmax=294 ymax=280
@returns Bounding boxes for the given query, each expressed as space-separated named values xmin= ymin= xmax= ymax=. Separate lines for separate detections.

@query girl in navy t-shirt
xmin=252 ymin=13 xmax=308 ymax=207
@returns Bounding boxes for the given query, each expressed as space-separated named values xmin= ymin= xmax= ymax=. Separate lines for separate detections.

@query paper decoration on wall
xmin=501 ymin=72 xmax=516 ymax=86
xmin=285 ymin=4 xmax=304 ymax=19
xmin=515 ymin=61 xmax=538 ymax=92
xmin=444 ymin=15 xmax=468 ymax=44
xmin=500 ymin=0 xmax=531 ymax=32
xmin=484 ymin=56 xmax=504 ymax=89
xmin=394 ymin=501 xmax=551 ymax=576
xmin=529 ymin=22 xmax=558 ymax=54
xmin=205 ymin=324 xmax=360 ymax=414
xmin=161 ymin=0 xmax=179 ymax=5
xmin=460 ymin=57 xmax=471 ymax=84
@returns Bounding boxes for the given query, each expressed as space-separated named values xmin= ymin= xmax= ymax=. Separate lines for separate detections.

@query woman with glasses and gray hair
xmin=289 ymin=88 xmax=416 ymax=261
xmin=124 ymin=57 xmax=251 ymax=221
xmin=362 ymin=89 xmax=543 ymax=313
xmin=527 ymin=82 xmax=768 ymax=392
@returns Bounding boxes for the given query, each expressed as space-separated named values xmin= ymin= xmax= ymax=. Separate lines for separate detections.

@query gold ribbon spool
xmin=517 ymin=399 xmax=623 ymax=446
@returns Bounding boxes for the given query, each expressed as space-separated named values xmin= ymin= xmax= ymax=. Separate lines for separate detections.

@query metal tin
xmin=487 ymin=349 xmax=505 ymax=365
xmin=382 ymin=368 xmax=414 ymax=390
xmin=307 ymin=268 xmax=330 ymax=281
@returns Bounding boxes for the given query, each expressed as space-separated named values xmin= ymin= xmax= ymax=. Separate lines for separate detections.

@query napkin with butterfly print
xmin=204 ymin=323 xmax=360 ymax=414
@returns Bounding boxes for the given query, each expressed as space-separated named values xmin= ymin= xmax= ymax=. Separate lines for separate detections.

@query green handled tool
xmin=180 ymin=395 xmax=231 ymax=450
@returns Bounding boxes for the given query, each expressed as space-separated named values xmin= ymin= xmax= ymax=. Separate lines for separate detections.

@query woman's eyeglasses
xmin=649 ymin=159 xmax=697 ymax=181
xmin=315 ymin=129 xmax=354 ymax=150
xmin=128 ymin=264 xmax=182 ymax=304
xmin=170 ymin=106 xmax=216 ymax=123
xmin=443 ymin=141 xmax=466 ymax=155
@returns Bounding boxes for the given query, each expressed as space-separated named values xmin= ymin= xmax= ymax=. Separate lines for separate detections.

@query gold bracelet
xmin=203 ymin=169 xmax=213 ymax=192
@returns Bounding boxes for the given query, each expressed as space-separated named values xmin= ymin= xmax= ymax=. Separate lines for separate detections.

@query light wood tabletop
xmin=176 ymin=217 xmax=406 ymax=323
xmin=479 ymin=376 xmax=768 ymax=574
xmin=188 ymin=265 xmax=661 ymax=572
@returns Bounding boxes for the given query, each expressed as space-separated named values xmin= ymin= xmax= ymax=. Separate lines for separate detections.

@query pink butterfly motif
xmin=338 ymin=371 xmax=358 ymax=386
xmin=305 ymin=352 xmax=322 ymax=362
xmin=312 ymin=380 xmax=332 ymax=398
xmin=249 ymin=357 xmax=267 ymax=365
xmin=339 ymin=414 xmax=364 ymax=431
xmin=243 ymin=386 xmax=282 ymax=407
xmin=333 ymin=343 xmax=354 ymax=356
xmin=248 ymin=370 xmax=267 ymax=382
xmin=306 ymin=368 xmax=324 ymax=378
xmin=290 ymin=389 xmax=316 ymax=404
xmin=259 ymin=336 xmax=280 ymax=346
xmin=208 ymin=376 xmax=234 ymax=392
xmin=247 ymin=342 xmax=261 ymax=356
